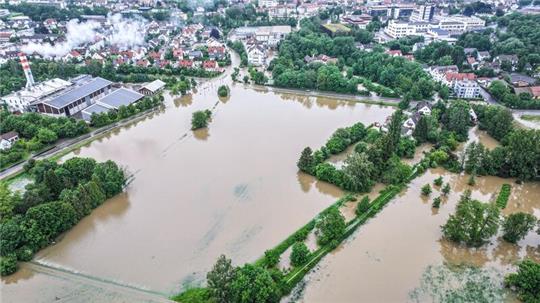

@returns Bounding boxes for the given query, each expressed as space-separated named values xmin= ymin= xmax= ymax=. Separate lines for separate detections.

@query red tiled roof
xmin=445 ymin=72 xmax=476 ymax=82
xmin=530 ymin=86 xmax=540 ymax=97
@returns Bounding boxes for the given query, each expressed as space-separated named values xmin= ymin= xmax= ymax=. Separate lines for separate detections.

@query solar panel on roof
xmin=45 ymin=77 xmax=112 ymax=108
xmin=98 ymin=88 xmax=144 ymax=109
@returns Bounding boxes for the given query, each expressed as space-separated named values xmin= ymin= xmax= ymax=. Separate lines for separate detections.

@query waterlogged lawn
xmin=409 ymin=264 xmax=507 ymax=303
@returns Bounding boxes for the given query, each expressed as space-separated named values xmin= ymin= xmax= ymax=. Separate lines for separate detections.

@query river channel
xmin=1 ymin=68 xmax=395 ymax=301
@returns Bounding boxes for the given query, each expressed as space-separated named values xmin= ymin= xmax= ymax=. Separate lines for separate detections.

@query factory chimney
xmin=18 ymin=53 xmax=35 ymax=89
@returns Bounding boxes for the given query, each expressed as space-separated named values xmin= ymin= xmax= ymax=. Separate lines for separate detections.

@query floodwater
xmin=292 ymin=168 xmax=540 ymax=303
xmin=1 ymin=65 xmax=395 ymax=301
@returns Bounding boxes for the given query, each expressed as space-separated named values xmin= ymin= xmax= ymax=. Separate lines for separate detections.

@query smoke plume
xmin=23 ymin=19 xmax=100 ymax=58
xmin=22 ymin=14 xmax=146 ymax=58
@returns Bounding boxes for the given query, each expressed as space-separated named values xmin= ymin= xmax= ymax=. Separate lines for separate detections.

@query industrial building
xmin=32 ymin=76 xmax=113 ymax=117
xmin=1 ymin=53 xmax=146 ymax=120
xmin=79 ymin=88 xmax=144 ymax=121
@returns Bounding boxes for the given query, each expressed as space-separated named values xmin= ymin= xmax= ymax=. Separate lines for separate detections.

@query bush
xmin=218 ymin=85 xmax=229 ymax=97
xmin=191 ymin=110 xmax=212 ymax=130
xmin=432 ymin=196 xmax=442 ymax=208
xmin=316 ymin=208 xmax=346 ymax=246
xmin=442 ymin=183 xmax=451 ymax=196
xmin=264 ymin=249 xmax=280 ymax=268
xmin=290 ymin=242 xmax=310 ymax=267
xmin=505 ymin=260 xmax=540 ymax=303
xmin=0 ymin=255 xmax=18 ymax=276
xmin=434 ymin=177 xmax=443 ymax=186
xmin=496 ymin=184 xmax=511 ymax=209
xmin=502 ymin=212 xmax=537 ymax=244
xmin=355 ymin=196 xmax=370 ymax=215
xmin=421 ymin=184 xmax=432 ymax=196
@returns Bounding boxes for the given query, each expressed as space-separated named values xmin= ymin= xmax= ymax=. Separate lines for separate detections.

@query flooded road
xmin=293 ymin=168 xmax=540 ymax=303
xmin=1 ymin=70 xmax=395 ymax=301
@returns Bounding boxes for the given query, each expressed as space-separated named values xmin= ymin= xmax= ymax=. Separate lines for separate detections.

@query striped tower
xmin=18 ymin=53 xmax=35 ymax=89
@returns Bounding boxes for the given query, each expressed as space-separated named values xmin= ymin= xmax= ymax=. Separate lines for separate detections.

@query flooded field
xmin=1 ymin=74 xmax=395 ymax=301
xmin=292 ymin=168 xmax=540 ymax=303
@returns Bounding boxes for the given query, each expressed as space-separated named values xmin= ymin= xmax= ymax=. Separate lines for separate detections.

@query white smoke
xmin=22 ymin=14 xmax=146 ymax=58
xmin=23 ymin=19 xmax=100 ymax=58
xmin=107 ymin=14 xmax=146 ymax=49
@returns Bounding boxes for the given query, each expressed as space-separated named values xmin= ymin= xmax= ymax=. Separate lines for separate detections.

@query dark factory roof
xmin=44 ymin=77 xmax=112 ymax=108
xmin=98 ymin=88 xmax=144 ymax=109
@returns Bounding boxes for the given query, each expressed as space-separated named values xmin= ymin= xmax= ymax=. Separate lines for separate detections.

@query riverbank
xmin=246 ymin=84 xmax=402 ymax=107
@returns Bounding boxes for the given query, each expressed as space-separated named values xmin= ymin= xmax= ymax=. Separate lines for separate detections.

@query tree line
xmin=298 ymin=111 xmax=415 ymax=193
xmin=463 ymin=104 xmax=539 ymax=181
xmin=0 ymin=112 xmax=89 ymax=169
xmin=269 ymin=17 xmax=437 ymax=99
xmin=90 ymin=95 xmax=164 ymax=128
xmin=0 ymin=157 xmax=126 ymax=276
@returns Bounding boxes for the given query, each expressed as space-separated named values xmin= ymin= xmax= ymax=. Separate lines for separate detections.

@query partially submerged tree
xmin=442 ymin=191 xmax=500 ymax=247
xmin=207 ymin=255 xmax=236 ymax=303
xmin=502 ymin=212 xmax=537 ymax=244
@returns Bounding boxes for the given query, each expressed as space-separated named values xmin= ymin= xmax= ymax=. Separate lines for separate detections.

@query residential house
xmin=494 ymin=54 xmax=519 ymax=71
xmin=0 ymin=131 xmax=19 ymax=150
xmin=139 ymin=79 xmax=166 ymax=96
xmin=509 ymin=73 xmax=537 ymax=87
xmin=246 ymin=44 xmax=266 ymax=66
xmin=445 ymin=73 xmax=480 ymax=99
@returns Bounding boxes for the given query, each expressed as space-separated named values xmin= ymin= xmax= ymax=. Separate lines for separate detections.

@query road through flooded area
xmin=291 ymin=167 xmax=540 ymax=303
xmin=1 ymin=74 xmax=395 ymax=302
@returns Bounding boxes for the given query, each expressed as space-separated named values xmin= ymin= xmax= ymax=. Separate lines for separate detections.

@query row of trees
xmin=90 ymin=95 xmax=164 ymax=128
xmin=463 ymin=128 xmax=540 ymax=181
xmin=0 ymin=112 xmax=89 ymax=169
xmin=0 ymin=157 xmax=126 ymax=276
xmin=464 ymin=104 xmax=539 ymax=181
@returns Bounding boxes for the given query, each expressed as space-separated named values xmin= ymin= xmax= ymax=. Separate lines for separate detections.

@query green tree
xmin=231 ymin=264 xmax=280 ymax=303
xmin=207 ymin=255 xmax=236 ymax=303
xmin=502 ymin=212 xmax=537 ymax=244
xmin=355 ymin=196 xmax=370 ymax=215
xmin=505 ymin=129 xmax=540 ymax=181
xmin=432 ymin=196 xmax=442 ymax=208
xmin=0 ymin=254 xmax=18 ymax=276
xmin=0 ymin=183 xmax=20 ymax=221
xmin=488 ymin=80 xmax=508 ymax=101
xmin=442 ymin=191 xmax=500 ymax=247
xmin=91 ymin=161 xmax=126 ymax=198
xmin=434 ymin=177 xmax=443 ymax=186
xmin=316 ymin=207 xmax=346 ymax=246
xmin=421 ymin=184 xmax=432 ymax=196
xmin=442 ymin=183 xmax=451 ymax=196
xmin=218 ymin=85 xmax=229 ymax=97
xmin=0 ymin=219 xmax=24 ymax=257
xmin=444 ymin=100 xmax=471 ymax=140
xmin=263 ymin=250 xmax=280 ymax=268
xmin=505 ymin=260 xmax=540 ymax=303
xmin=290 ymin=242 xmax=310 ymax=267
xmin=479 ymin=106 xmax=514 ymax=141
xmin=36 ymin=128 xmax=58 ymax=144
xmin=191 ymin=110 xmax=211 ymax=130
xmin=297 ymin=147 xmax=315 ymax=173
xmin=342 ymin=152 xmax=375 ymax=192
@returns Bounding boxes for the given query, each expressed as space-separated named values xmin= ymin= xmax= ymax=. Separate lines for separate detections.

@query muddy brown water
xmin=1 ymin=77 xmax=395 ymax=302
xmin=291 ymin=167 xmax=540 ymax=303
